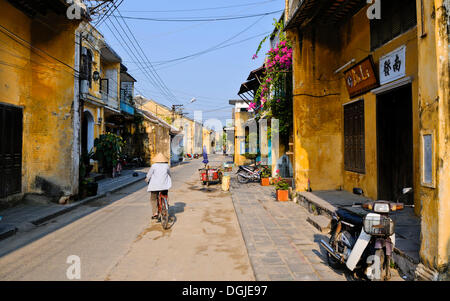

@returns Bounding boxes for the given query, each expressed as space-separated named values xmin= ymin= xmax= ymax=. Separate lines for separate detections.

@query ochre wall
xmin=234 ymin=111 xmax=249 ymax=166
xmin=418 ymin=0 xmax=450 ymax=272
xmin=290 ymin=6 xmax=420 ymax=198
xmin=0 ymin=0 xmax=79 ymax=197
xmin=288 ymin=0 xmax=450 ymax=272
xmin=143 ymin=120 xmax=171 ymax=165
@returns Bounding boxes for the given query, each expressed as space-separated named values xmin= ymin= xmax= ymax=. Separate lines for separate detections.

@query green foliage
xmin=93 ymin=133 xmax=124 ymax=173
xmin=251 ymin=18 xmax=293 ymax=143
xmin=275 ymin=178 xmax=290 ymax=191
xmin=260 ymin=165 xmax=271 ymax=178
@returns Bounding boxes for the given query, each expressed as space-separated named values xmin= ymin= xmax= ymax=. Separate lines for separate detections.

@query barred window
xmin=344 ymin=100 xmax=365 ymax=173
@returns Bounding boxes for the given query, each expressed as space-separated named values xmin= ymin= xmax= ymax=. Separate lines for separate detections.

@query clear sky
xmin=97 ymin=0 xmax=284 ymax=125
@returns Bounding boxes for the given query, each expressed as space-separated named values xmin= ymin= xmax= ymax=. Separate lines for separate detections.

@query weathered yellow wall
xmin=142 ymin=120 xmax=171 ymax=165
xmin=338 ymin=10 xmax=420 ymax=204
xmin=288 ymin=0 xmax=450 ymax=272
xmin=142 ymin=100 xmax=173 ymax=123
xmin=417 ymin=0 xmax=450 ymax=272
xmin=234 ymin=111 xmax=249 ymax=166
xmin=290 ymin=20 xmax=343 ymax=192
xmin=0 ymin=0 xmax=80 ymax=197
xmin=290 ymin=6 xmax=420 ymax=197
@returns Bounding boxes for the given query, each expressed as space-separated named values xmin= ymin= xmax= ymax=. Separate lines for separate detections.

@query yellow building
xmin=136 ymin=95 xmax=202 ymax=158
xmin=0 ymin=0 xmax=84 ymax=203
xmin=285 ymin=0 xmax=449 ymax=276
xmin=79 ymin=21 xmax=122 ymax=166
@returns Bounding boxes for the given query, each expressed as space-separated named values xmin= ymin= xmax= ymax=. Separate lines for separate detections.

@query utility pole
xmin=171 ymin=104 xmax=184 ymax=122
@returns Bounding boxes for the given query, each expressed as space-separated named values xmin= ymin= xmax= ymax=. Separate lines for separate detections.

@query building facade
xmin=285 ymin=0 xmax=449 ymax=275
xmin=0 ymin=0 xmax=83 ymax=204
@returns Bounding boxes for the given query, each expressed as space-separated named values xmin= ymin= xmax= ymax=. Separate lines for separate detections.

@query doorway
xmin=377 ymin=84 xmax=414 ymax=204
xmin=0 ymin=103 xmax=23 ymax=198
xmin=81 ymin=110 xmax=95 ymax=158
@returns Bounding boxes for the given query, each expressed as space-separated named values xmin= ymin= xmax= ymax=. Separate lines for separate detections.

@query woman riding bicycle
xmin=145 ymin=153 xmax=172 ymax=221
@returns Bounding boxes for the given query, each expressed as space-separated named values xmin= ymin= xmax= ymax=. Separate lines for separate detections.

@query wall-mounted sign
xmin=344 ymin=56 xmax=379 ymax=98
xmin=379 ymin=45 xmax=406 ymax=85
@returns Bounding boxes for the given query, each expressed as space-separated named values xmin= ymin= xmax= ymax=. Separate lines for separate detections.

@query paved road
xmin=0 ymin=156 xmax=254 ymax=281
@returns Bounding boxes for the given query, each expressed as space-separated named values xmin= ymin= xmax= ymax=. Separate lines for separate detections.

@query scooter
xmin=320 ymin=187 xmax=413 ymax=281
xmin=236 ymin=165 xmax=261 ymax=184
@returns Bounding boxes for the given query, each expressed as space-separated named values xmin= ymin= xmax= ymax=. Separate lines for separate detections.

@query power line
xmin=0 ymin=24 xmax=78 ymax=74
xmin=112 ymin=10 xmax=283 ymax=22
xmin=104 ymin=19 xmax=176 ymax=105
xmin=113 ymin=7 xmax=180 ymax=104
xmin=104 ymin=9 xmax=180 ymax=105
xmin=119 ymin=1 xmax=277 ymax=13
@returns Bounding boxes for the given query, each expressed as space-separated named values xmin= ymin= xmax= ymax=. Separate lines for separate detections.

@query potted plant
xmin=275 ymin=178 xmax=290 ymax=202
xmin=93 ymin=133 xmax=124 ymax=177
xmin=260 ymin=165 xmax=271 ymax=186
xmin=80 ymin=178 xmax=98 ymax=198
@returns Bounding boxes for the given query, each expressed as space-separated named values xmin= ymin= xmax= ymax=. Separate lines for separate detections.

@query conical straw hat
xmin=152 ymin=153 xmax=169 ymax=163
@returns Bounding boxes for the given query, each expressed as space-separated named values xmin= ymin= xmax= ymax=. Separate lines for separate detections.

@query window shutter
xmin=344 ymin=100 xmax=365 ymax=173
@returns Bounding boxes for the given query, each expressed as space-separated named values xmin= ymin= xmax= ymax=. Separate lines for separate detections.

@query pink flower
xmin=252 ymin=54 xmax=258 ymax=60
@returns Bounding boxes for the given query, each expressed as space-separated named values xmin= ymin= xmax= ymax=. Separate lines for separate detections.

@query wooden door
xmin=0 ymin=103 xmax=23 ymax=198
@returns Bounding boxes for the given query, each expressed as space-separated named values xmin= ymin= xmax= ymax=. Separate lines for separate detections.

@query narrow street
xmin=0 ymin=156 xmax=253 ymax=281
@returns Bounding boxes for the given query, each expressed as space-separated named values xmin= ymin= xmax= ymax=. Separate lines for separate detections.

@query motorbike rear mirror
xmin=402 ymin=188 xmax=413 ymax=195
xmin=353 ymin=188 xmax=364 ymax=196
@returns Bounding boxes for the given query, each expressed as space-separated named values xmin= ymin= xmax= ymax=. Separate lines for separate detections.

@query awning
xmin=247 ymin=65 xmax=265 ymax=82
xmin=238 ymin=79 xmax=260 ymax=95
xmin=101 ymin=42 xmax=122 ymax=64
xmin=285 ymin=0 xmax=366 ymax=30
xmin=138 ymin=109 xmax=181 ymax=135
xmin=121 ymin=64 xmax=137 ymax=83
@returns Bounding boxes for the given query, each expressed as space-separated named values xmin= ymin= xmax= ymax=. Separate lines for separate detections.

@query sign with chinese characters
xmin=379 ymin=45 xmax=406 ymax=85
xmin=344 ymin=56 xmax=379 ymax=98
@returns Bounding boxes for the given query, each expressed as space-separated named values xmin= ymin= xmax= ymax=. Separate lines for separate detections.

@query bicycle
xmin=157 ymin=192 xmax=170 ymax=230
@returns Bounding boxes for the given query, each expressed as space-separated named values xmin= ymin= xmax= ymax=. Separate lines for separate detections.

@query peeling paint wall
xmin=287 ymin=0 xmax=449 ymax=272
xmin=419 ymin=0 xmax=450 ymax=273
xmin=142 ymin=119 xmax=171 ymax=165
xmin=0 ymin=0 xmax=80 ymax=200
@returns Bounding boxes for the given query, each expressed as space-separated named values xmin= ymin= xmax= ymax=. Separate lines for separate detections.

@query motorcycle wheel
xmin=237 ymin=174 xmax=249 ymax=184
xmin=326 ymin=235 xmax=342 ymax=269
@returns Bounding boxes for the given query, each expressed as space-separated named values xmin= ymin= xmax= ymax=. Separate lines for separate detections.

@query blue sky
xmin=97 ymin=0 xmax=284 ymax=124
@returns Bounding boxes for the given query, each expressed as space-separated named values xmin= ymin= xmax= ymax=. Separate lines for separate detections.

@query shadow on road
xmin=0 ymin=181 xmax=148 ymax=259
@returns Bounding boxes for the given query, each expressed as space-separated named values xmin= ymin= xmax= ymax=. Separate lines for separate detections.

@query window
xmin=81 ymin=48 xmax=93 ymax=88
xmin=100 ymin=79 xmax=109 ymax=96
xmin=422 ymin=132 xmax=435 ymax=187
xmin=344 ymin=100 xmax=365 ymax=173
xmin=370 ymin=0 xmax=417 ymax=50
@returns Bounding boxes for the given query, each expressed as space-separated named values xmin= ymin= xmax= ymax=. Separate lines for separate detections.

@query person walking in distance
xmin=145 ymin=153 xmax=172 ymax=220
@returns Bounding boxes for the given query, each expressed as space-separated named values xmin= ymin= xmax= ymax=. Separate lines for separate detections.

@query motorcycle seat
xmin=240 ymin=165 xmax=257 ymax=171
xmin=336 ymin=208 xmax=364 ymax=227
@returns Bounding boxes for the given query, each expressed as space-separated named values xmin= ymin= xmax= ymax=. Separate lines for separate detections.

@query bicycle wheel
xmin=160 ymin=196 xmax=169 ymax=230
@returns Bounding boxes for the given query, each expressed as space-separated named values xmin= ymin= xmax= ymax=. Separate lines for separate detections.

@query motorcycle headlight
xmin=363 ymin=214 xmax=394 ymax=236
xmin=373 ymin=203 xmax=390 ymax=213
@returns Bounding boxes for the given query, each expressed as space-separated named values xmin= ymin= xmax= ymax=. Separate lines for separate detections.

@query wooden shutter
xmin=0 ymin=104 xmax=23 ymax=198
xmin=370 ymin=0 xmax=417 ymax=50
xmin=344 ymin=100 xmax=365 ymax=173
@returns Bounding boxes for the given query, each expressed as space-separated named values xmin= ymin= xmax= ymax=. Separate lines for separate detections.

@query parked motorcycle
xmin=236 ymin=165 xmax=262 ymax=184
xmin=320 ymin=187 xmax=413 ymax=281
